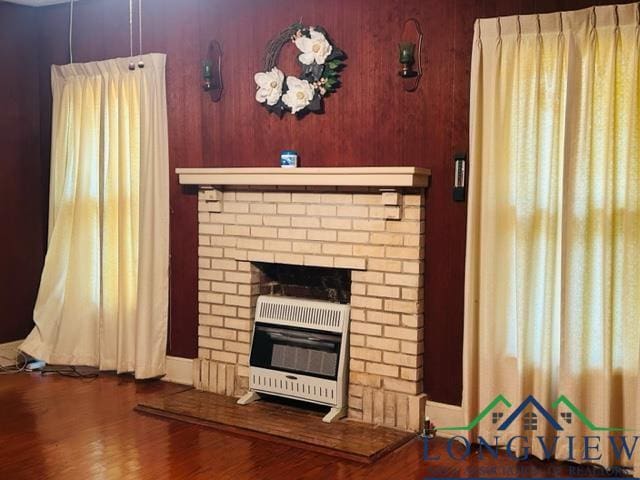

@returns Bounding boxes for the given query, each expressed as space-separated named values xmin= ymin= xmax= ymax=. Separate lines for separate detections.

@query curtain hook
xmin=591 ymin=6 xmax=597 ymax=29
xmin=636 ymin=3 xmax=640 ymax=26
xmin=559 ymin=12 xmax=564 ymax=33
xmin=497 ymin=16 xmax=502 ymax=37
xmin=614 ymin=4 xmax=619 ymax=29
xmin=536 ymin=14 xmax=541 ymax=36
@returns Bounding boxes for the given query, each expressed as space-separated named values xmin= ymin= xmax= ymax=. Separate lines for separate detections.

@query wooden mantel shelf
xmin=175 ymin=167 xmax=430 ymax=188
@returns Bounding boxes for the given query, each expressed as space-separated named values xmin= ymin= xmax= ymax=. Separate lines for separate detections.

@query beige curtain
xmin=20 ymin=54 xmax=169 ymax=379
xmin=464 ymin=4 xmax=640 ymax=469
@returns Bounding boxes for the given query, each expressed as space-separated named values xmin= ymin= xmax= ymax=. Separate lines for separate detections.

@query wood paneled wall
xmin=0 ymin=3 xmax=44 ymax=343
xmin=26 ymin=0 xmax=630 ymax=405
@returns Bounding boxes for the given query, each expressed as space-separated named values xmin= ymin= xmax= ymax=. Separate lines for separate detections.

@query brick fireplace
xmin=177 ymin=167 xmax=430 ymax=431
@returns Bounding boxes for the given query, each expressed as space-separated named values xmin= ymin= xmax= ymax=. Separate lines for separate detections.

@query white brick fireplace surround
xmin=177 ymin=167 xmax=430 ymax=431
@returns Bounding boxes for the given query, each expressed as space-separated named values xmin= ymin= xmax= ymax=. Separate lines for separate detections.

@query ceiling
xmin=3 ymin=0 xmax=79 ymax=6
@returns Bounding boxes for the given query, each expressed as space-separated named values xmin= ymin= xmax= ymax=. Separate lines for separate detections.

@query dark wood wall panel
xmin=0 ymin=3 xmax=44 ymax=343
xmin=30 ymin=0 xmax=632 ymax=404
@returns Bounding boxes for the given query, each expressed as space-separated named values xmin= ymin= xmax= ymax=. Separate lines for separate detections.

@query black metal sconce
xmin=203 ymin=40 xmax=223 ymax=102
xmin=398 ymin=18 xmax=423 ymax=92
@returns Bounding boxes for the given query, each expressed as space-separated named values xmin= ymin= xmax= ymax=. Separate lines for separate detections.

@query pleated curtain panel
xmin=20 ymin=53 xmax=170 ymax=379
xmin=464 ymin=3 xmax=640 ymax=469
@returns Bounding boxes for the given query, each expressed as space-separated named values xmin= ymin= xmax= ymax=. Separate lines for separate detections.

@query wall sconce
xmin=398 ymin=19 xmax=423 ymax=92
xmin=202 ymin=40 xmax=223 ymax=102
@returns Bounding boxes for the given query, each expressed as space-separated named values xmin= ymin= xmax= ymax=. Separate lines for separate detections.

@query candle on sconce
xmin=202 ymin=60 xmax=213 ymax=91
xmin=398 ymin=42 xmax=418 ymax=78
xmin=399 ymin=43 xmax=415 ymax=63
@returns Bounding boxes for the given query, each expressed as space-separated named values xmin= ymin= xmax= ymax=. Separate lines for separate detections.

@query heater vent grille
xmin=250 ymin=368 xmax=336 ymax=406
xmin=256 ymin=296 xmax=348 ymax=333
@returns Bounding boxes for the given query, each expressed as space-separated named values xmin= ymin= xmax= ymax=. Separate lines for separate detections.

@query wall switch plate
xmin=453 ymin=152 xmax=467 ymax=202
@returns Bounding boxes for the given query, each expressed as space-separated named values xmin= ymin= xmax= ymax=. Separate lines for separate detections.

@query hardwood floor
xmin=0 ymin=372 xmax=621 ymax=479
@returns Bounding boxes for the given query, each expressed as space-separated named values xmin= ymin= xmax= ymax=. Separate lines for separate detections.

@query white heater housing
xmin=238 ymin=295 xmax=350 ymax=423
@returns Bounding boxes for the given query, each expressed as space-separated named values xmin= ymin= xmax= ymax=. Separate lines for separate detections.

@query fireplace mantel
xmin=176 ymin=167 xmax=430 ymax=188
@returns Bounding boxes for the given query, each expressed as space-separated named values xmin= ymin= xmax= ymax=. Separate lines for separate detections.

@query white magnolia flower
xmin=254 ymin=67 xmax=285 ymax=106
xmin=281 ymin=77 xmax=315 ymax=114
xmin=294 ymin=29 xmax=333 ymax=65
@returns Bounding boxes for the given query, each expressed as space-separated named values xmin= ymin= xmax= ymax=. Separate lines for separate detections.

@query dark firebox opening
xmin=253 ymin=262 xmax=351 ymax=304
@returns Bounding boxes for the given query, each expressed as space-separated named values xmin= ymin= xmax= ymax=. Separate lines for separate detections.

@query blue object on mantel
xmin=280 ymin=150 xmax=298 ymax=168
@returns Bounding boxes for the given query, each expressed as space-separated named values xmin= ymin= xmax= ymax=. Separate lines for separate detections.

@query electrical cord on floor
xmin=0 ymin=350 xmax=99 ymax=382
xmin=40 ymin=365 xmax=100 ymax=382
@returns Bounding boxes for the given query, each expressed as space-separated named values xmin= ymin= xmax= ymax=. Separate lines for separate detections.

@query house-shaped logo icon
xmin=497 ymin=395 xmax=563 ymax=431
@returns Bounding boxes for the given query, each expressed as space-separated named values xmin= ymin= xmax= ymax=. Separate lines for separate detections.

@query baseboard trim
xmin=425 ymin=400 xmax=464 ymax=438
xmin=164 ymin=356 xmax=194 ymax=386
xmin=0 ymin=339 xmax=24 ymax=367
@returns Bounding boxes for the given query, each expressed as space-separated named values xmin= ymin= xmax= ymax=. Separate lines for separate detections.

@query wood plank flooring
xmin=136 ymin=389 xmax=413 ymax=463
xmin=0 ymin=372 xmax=624 ymax=479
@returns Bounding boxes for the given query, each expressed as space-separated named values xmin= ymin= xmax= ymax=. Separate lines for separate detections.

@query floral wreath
xmin=254 ymin=23 xmax=345 ymax=117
